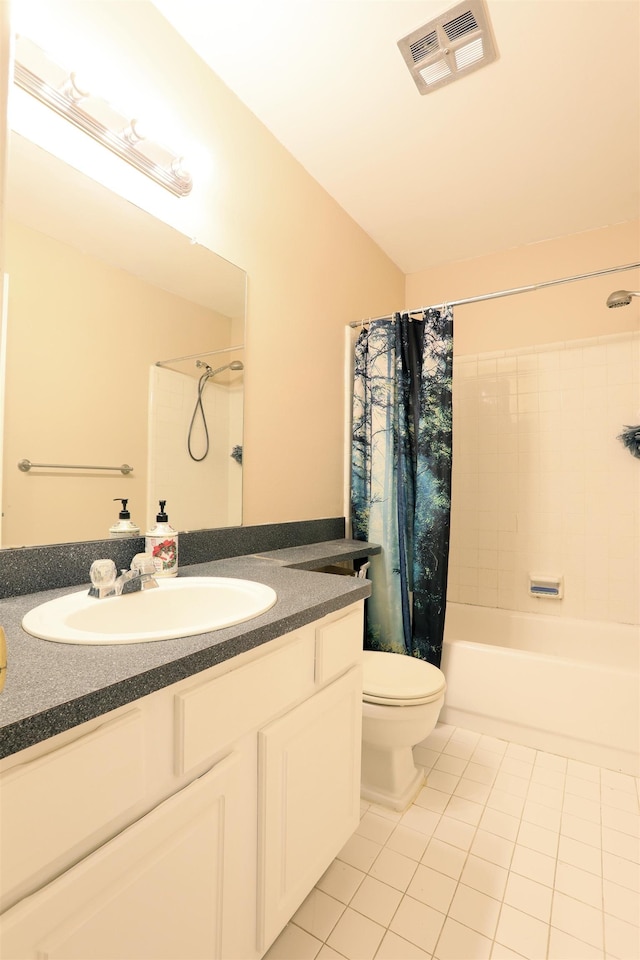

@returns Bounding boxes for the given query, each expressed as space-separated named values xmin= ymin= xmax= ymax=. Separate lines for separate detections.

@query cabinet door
xmin=257 ymin=667 xmax=362 ymax=952
xmin=0 ymin=750 xmax=249 ymax=960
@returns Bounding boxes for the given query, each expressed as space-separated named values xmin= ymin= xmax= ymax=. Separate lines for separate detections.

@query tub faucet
xmin=88 ymin=555 xmax=159 ymax=598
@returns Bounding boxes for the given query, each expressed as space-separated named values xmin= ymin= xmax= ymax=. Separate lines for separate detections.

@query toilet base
xmin=360 ymin=742 xmax=426 ymax=812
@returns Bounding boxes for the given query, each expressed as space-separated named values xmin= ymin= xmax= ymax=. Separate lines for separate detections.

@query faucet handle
xmin=90 ymin=559 xmax=117 ymax=590
xmin=131 ymin=553 xmax=156 ymax=575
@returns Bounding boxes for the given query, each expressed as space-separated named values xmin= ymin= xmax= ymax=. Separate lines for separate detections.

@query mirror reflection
xmin=2 ymin=133 xmax=246 ymax=548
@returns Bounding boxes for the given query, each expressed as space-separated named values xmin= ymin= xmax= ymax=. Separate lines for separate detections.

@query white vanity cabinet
xmin=0 ymin=602 xmax=364 ymax=960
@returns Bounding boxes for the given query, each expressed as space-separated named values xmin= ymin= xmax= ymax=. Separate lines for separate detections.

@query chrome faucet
xmin=89 ymin=555 xmax=159 ymax=598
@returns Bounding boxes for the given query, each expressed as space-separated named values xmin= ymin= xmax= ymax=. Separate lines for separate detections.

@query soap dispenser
xmin=109 ymin=499 xmax=140 ymax=538
xmin=145 ymin=501 xmax=178 ymax=577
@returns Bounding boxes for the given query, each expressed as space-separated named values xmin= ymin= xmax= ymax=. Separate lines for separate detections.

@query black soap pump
xmin=145 ymin=500 xmax=179 ymax=577
xmin=109 ymin=498 xmax=140 ymax=538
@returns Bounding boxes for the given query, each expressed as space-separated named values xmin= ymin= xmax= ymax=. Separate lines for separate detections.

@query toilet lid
xmin=362 ymin=650 xmax=446 ymax=706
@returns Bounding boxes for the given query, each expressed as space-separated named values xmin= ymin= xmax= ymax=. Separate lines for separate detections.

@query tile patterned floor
xmin=264 ymin=724 xmax=640 ymax=960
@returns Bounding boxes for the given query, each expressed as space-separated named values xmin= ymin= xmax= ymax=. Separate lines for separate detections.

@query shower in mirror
xmin=189 ymin=360 xmax=245 ymax=462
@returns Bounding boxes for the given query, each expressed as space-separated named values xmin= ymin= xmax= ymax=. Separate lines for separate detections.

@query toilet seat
xmin=362 ymin=650 xmax=446 ymax=706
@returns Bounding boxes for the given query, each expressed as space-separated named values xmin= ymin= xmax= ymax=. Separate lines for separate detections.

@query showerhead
xmin=606 ymin=290 xmax=640 ymax=308
xmin=195 ymin=359 xmax=244 ymax=378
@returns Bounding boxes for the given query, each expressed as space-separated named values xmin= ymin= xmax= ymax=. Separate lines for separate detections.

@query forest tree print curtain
xmin=351 ymin=309 xmax=453 ymax=666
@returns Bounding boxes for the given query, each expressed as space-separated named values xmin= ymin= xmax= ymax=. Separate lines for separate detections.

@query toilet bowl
xmin=361 ymin=650 xmax=446 ymax=811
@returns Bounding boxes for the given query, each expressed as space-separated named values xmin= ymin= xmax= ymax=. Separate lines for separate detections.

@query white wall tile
xmin=448 ymin=331 xmax=639 ymax=626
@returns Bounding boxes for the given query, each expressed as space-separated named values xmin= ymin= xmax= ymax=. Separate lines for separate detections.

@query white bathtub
xmin=441 ymin=603 xmax=640 ymax=775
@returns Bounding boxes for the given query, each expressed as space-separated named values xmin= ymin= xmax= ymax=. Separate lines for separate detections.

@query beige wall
xmin=3 ymin=220 xmax=232 ymax=545
xmin=2 ymin=0 xmax=404 ymax=536
xmin=406 ymin=221 xmax=640 ymax=356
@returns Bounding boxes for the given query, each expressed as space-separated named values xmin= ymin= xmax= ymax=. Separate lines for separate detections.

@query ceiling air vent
xmin=398 ymin=0 xmax=498 ymax=95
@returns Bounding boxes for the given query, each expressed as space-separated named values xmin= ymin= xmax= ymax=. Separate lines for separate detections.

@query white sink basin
xmin=21 ymin=577 xmax=278 ymax=645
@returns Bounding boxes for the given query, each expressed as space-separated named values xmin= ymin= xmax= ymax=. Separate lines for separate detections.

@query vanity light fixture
xmin=12 ymin=35 xmax=193 ymax=197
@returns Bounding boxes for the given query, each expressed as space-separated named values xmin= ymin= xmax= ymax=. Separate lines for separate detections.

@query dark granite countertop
xmin=0 ymin=539 xmax=379 ymax=759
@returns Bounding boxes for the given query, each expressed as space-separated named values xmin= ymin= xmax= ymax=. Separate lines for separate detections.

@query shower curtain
xmin=351 ymin=309 xmax=453 ymax=667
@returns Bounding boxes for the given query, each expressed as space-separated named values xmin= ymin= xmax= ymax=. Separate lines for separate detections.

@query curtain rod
xmin=349 ymin=261 xmax=640 ymax=327
xmin=155 ymin=344 xmax=244 ymax=367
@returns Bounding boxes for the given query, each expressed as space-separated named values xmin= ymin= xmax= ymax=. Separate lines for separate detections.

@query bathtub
xmin=441 ymin=603 xmax=640 ymax=775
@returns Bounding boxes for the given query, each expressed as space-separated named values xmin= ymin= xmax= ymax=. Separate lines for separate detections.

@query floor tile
xmin=388 ymin=895 xmax=445 ymax=954
xmin=503 ymin=872 xmax=553 ymax=923
xmin=460 ymin=853 xmax=508 ymax=899
xmin=521 ymin=798 xmax=562 ymax=832
xmin=470 ymin=828 xmax=515 ymax=869
xmin=486 ymin=787 xmax=525 ymax=819
xmin=406 ymin=863 xmax=457 ymax=914
xmin=602 ymin=850 xmax=640 ymax=892
xmin=356 ymin=812 xmax=397 ymax=845
xmin=369 ymin=847 xmax=419 ymax=892
xmin=292 ymin=889 xmax=346 ymax=942
xmin=500 ymin=756 xmax=534 ymax=780
xmin=554 ymin=860 xmax=602 ymax=909
xmin=337 ymin=834 xmax=383 ymax=873
xmin=385 ymin=824 xmax=430 ymax=862
xmin=601 ymin=785 xmax=640 ymax=813
xmin=374 ymin=930 xmax=431 ymax=960
xmin=432 ymin=814 xmax=476 ymax=850
xmin=399 ymin=804 xmax=441 ymax=838
xmin=495 ymin=903 xmax=550 ymax=959
xmin=443 ymin=738 xmax=476 ymax=761
xmin=567 ymin=759 xmax=600 ymax=783
xmin=560 ymin=812 xmax=602 ymax=848
xmin=454 ymin=777 xmax=492 ymax=804
xmin=493 ymin=771 xmax=529 ymax=798
xmin=565 ymin=774 xmax=600 ymax=801
xmin=317 ymin=860 xmax=365 ymax=904
xmin=466 ymin=761 xmax=499 ymax=784
xmin=434 ymin=753 xmax=468 ymax=776
xmin=604 ymin=911 xmax=640 ymax=959
xmin=317 ymin=945 xmax=348 ymax=959
xmin=603 ymin=877 xmax=640 ymax=925
xmin=490 ymin=943 xmax=527 ymax=959
xmin=415 ymin=785 xmax=450 ymax=814
xmin=435 ymin=916 xmax=493 ymax=959
xmin=534 ymin=751 xmax=567 ymax=773
xmin=547 ymin=927 xmax=604 ymax=959
xmin=602 ymin=826 xmax=640 ymax=863
xmin=479 ymin=806 xmax=520 ymax=842
xmin=517 ymin=819 xmax=559 ymax=858
xmin=563 ymin=792 xmax=601 ymax=825
xmin=349 ymin=875 xmax=403 ymax=927
xmin=557 ymin=834 xmax=603 ymax=876
xmin=448 ymin=883 xmax=501 ymax=938
xmin=426 ymin=769 xmax=461 ymax=795
xmin=510 ymin=844 xmax=556 ymax=887
xmin=601 ymin=805 xmax=639 ymax=838
xmin=325 ymin=907 xmax=386 ymax=960
xmin=445 ymin=794 xmax=484 ymax=826
xmin=296 ymin=726 xmax=640 ymax=960
xmin=421 ymin=837 xmax=467 ymax=879
xmin=551 ymin=891 xmax=604 ymax=950
xmin=264 ymin=923 xmax=323 ymax=960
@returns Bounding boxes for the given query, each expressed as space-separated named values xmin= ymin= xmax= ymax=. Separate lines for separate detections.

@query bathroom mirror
xmin=1 ymin=133 xmax=246 ymax=548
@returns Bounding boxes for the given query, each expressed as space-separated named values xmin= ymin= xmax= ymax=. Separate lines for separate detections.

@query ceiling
xmin=152 ymin=0 xmax=640 ymax=275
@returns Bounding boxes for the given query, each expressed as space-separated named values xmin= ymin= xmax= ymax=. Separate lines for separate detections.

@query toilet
xmin=361 ymin=650 xmax=446 ymax=811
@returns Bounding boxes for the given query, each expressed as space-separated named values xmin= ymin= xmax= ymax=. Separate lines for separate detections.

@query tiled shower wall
xmin=447 ymin=331 xmax=639 ymax=625
xmin=148 ymin=366 xmax=243 ymax=531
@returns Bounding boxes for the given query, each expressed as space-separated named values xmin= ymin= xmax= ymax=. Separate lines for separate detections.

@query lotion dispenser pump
xmin=145 ymin=500 xmax=178 ymax=577
xmin=109 ymin=498 xmax=140 ymax=538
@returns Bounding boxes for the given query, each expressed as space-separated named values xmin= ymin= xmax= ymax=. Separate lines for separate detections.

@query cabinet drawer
xmin=176 ymin=630 xmax=315 ymax=774
xmin=0 ymin=710 xmax=145 ymax=897
xmin=315 ymin=606 xmax=363 ymax=685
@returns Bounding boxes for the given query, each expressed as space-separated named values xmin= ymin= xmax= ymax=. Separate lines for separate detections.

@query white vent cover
xmin=398 ymin=0 xmax=498 ymax=95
